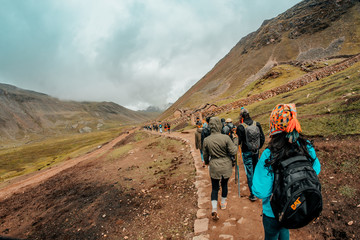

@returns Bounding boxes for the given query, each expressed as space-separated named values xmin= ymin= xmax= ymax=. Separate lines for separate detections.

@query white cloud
xmin=0 ymin=0 xmax=302 ymax=110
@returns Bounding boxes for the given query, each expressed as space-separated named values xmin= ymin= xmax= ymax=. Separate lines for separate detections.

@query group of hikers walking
xmin=195 ymin=104 xmax=322 ymax=240
xmin=144 ymin=122 xmax=171 ymax=133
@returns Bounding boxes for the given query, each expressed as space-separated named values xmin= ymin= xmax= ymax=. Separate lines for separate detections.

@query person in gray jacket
xmin=203 ymin=117 xmax=238 ymax=220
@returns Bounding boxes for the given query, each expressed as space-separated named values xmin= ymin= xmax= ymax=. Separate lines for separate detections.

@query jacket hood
xmin=209 ymin=117 xmax=222 ymax=134
xmin=243 ymin=117 xmax=253 ymax=125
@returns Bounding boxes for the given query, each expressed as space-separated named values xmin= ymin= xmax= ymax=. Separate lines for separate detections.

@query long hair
xmin=265 ymin=132 xmax=314 ymax=170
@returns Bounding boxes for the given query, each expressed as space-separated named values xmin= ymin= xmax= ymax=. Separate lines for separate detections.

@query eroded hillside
xmin=161 ymin=0 xmax=360 ymax=119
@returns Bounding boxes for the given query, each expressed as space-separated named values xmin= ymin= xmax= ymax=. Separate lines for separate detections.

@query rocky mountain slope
xmin=0 ymin=83 xmax=150 ymax=142
xmin=161 ymin=0 xmax=360 ymax=120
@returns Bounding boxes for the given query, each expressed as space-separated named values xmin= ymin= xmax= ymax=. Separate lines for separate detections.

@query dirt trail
xmin=0 ymin=130 xmax=134 ymax=201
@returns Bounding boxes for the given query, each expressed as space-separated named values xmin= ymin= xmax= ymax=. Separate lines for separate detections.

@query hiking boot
xmin=211 ymin=212 xmax=219 ymax=221
xmin=220 ymin=201 xmax=227 ymax=210
xmin=249 ymin=195 xmax=257 ymax=202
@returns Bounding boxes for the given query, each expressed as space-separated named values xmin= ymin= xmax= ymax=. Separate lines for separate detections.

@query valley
xmin=0 ymin=0 xmax=359 ymax=239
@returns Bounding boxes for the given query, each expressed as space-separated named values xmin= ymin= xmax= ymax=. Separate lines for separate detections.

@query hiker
xmin=221 ymin=118 xmax=226 ymax=130
xmin=236 ymin=107 xmax=265 ymax=201
xmin=252 ymin=104 xmax=321 ymax=240
xmin=222 ymin=118 xmax=234 ymax=136
xmin=203 ymin=117 xmax=238 ymax=220
xmin=195 ymin=121 xmax=205 ymax=167
xmin=202 ymin=118 xmax=208 ymax=128
xmin=196 ymin=117 xmax=202 ymax=126
xmin=201 ymin=116 xmax=211 ymax=150
xmin=159 ymin=123 xmax=163 ymax=133
xmin=167 ymin=123 xmax=171 ymax=133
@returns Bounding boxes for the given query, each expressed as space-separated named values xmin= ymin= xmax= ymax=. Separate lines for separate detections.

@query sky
xmin=0 ymin=0 xmax=302 ymax=110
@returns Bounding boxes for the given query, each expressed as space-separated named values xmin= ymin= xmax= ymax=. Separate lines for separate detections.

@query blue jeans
xmin=200 ymin=149 xmax=204 ymax=162
xmin=242 ymin=151 xmax=258 ymax=196
xmin=263 ymin=214 xmax=289 ymax=240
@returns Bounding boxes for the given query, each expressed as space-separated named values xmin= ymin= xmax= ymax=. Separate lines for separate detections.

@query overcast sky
xmin=0 ymin=0 xmax=301 ymax=110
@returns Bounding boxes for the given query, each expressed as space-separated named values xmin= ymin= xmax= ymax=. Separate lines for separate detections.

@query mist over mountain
xmin=140 ymin=102 xmax=173 ymax=113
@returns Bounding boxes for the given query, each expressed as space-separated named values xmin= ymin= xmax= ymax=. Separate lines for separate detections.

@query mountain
xmin=0 ymin=83 xmax=150 ymax=141
xmin=141 ymin=103 xmax=173 ymax=112
xmin=160 ymin=0 xmax=360 ymax=120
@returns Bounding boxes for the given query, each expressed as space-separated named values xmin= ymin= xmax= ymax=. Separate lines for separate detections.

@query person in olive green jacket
xmin=203 ymin=117 xmax=238 ymax=220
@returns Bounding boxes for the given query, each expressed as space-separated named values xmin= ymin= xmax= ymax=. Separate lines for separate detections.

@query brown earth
xmin=300 ymin=135 xmax=360 ymax=240
xmin=0 ymin=131 xmax=197 ymax=240
xmin=0 ymin=129 xmax=359 ymax=240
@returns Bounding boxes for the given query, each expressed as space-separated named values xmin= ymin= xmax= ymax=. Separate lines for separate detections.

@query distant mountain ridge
xmin=141 ymin=103 xmax=173 ymax=113
xmin=0 ymin=83 xmax=150 ymax=142
xmin=161 ymin=0 xmax=360 ymax=120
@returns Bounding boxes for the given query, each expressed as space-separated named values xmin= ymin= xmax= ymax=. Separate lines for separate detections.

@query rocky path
xmin=154 ymin=129 xmax=265 ymax=240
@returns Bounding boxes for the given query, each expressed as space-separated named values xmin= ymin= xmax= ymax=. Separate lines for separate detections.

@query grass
xmin=181 ymin=92 xmax=207 ymax=109
xmin=339 ymin=185 xmax=357 ymax=198
xmin=106 ymin=144 xmax=133 ymax=162
xmin=0 ymin=127 xmax=126 ymax=182
xmin=172 ymin=121 xmax=192 ymax=132
xmin=179 ymin=123 xmax=196 ymax=132
xmin=140 ymin=136 xmax=187 ymax=182
xmin=236 ymin=64 xmax=306 ymax=99
xmin=214 ymin=60 xmax=335 ymax=108
xmin=106 ymin=131 xmax=151 ymax=162
xmin=340 ymin=160 xmax=359 ymax=175
xmin=218 ymin=61 xmax=360 ymax=136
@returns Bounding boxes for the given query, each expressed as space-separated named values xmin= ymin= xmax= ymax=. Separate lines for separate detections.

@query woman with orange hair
xmin=252 ymin=104 xmax=321 ymax=240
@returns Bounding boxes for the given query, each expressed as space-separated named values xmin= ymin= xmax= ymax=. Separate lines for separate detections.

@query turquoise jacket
xmin=252 ymin=143 xmax=321 ymax=218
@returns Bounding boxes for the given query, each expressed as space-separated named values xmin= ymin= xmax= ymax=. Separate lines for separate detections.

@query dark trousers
xmin=211 ymin=176 xmax=229 ymax=201
xmin=263 ymin=214 xmax=289 ymax=240
xmin=242 ymin=151 xmax=259 ymax=196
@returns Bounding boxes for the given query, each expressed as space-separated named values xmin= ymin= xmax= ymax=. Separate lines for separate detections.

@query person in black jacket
xmin=236 ymin=108 xmax=265 ymax=201
xmin=201 ymin=116 xmax=212 ymax=150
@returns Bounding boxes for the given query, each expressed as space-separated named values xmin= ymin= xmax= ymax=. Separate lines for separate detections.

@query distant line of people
xmin=143 ymin=122 xmax=171 ymax=134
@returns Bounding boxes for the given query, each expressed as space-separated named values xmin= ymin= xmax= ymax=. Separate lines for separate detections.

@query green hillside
xmin=217 ymin=61 xmax=360 ymax=137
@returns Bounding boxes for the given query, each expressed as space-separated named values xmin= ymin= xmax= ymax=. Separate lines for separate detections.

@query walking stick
xmin=236 ymin=145 xmax=242 ymax=198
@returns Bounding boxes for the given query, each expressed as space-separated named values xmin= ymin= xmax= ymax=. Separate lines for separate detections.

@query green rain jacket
xmin=203 ymin=117 xmax=238 ymax=179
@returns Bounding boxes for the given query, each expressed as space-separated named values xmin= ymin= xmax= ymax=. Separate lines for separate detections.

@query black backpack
xmin=270 ymin=155 xmax=322 ymax=229
xmin=222 ymin=123 xmax=234 ymax=136
xmin=201 ymin=126 xmax=211 ymax=144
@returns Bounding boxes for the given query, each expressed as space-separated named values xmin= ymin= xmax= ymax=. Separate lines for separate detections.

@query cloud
xmin=0 ymin=0 xmax=301 ymax=110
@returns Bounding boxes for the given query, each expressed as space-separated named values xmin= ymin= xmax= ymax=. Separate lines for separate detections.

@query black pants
xmin=211 ymin=176 xmax=229 ymax=201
